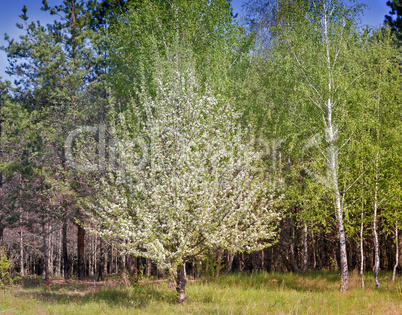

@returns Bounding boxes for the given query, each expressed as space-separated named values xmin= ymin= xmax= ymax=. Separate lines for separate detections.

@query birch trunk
xmin=302 ymin=221 xmax=308 ymax=272
xmin=332 ymin=125 xmax=348 ymax=292
xmin=373 ymin=153 xmax=380 ymax=289
xmin=324 ymin=6 xmax=348 ymax=291
xmin=392 ymin=220 xmax=398 ymax=282
xmin=360 ymin=204 xmax=365 ymax=288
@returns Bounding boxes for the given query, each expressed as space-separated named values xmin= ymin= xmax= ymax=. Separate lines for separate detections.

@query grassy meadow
xmin=1 ymin=271 xmax=402 ymax=314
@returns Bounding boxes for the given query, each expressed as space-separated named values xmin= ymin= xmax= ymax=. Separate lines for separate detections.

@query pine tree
xmin=2 ymin=0 xmax=107 ymax=280
xmin=385 ymin=0 xmax=402 ymax=44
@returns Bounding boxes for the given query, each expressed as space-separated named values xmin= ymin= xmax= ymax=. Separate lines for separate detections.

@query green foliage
xmin=106 ymin=0 xmax=251 ymax=100
xmin=0 ymin=247 xmax=20 ymax=292
xmin=202 ymin=250 xmax=225 ymax=278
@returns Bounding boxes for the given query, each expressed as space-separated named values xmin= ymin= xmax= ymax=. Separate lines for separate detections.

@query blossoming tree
xmin=88 ymin=64 xmax=280 ymax=303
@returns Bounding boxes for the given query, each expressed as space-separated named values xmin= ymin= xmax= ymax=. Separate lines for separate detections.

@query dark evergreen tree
xmin=385 ymin=0 xmax=402 ymax=44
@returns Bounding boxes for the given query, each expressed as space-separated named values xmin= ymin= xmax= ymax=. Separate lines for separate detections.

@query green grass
xmin=1 ymin=271 xmax=402 ymax=314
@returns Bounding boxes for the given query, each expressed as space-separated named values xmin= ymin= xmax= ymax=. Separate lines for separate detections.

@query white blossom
xmin=88 ymin=67 xmax=280 ymax=270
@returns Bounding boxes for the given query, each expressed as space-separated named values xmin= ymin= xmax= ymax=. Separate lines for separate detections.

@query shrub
xmin=0 ymin=247 xmax=20 ymax=293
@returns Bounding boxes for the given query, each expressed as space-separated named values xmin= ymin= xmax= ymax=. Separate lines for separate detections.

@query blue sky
xmin=0 ymin=0 xmax=393 ymax=80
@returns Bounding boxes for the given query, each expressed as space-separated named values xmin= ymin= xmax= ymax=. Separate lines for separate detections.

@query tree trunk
xmin=215 ymin=250 xmax=223 ymax=277
xmin=157 ymin=264 xmax=165 ymax=279
xmin=88 ymin=234 xmax=92 ymax=276
xmin=128 ymin=256 xmax=138 ymax=282
xmin=94 ymin=236 xmax=97 ymax=276
xmin=48 ymin=224 xmax=54 ymax=276
xmin=328 ymin=91 xmax=348 ymax=291
xmin=98 ymin=238 xmax=104 ymax=281
xmin=62 ymin=219 xmax=69 ymax=279
xmin=77 ymin=225 xmax=86 ymax=280
xmin=373 ymin=153 xmax=380 ymax=289
xmin=146 ymin=258 xmax=152 ymax=277
xmin=302 ymin=221 xmax=308 ymax=272
xmin=311 ymin=230 xmax=316 ymax=269
xmin=20 ymin=224 xmax=24 ymax=276
xmin=225 ymin=252 xmax=235 ymax=274
xmin=121 ymin=246 xmax=126 ymax=275
xmin=115 ymin=250 xmax=118 ymax=274
xmin=176 ymin=264 xmax=187 ymax=304
xmin=195 ymin=259 xmax=202 ymax=279
xmin=104 ymin=245 xmax=108 ymax=274
xmin=43 ymin=222 xmax=49 ymax=281
xmin=56 ymin=229 xmax=62 ymax=277
xmin=336 ymin=191 xmax=348 ymax=292
xmin=323 ymin=6 xmax=348 ymax=292
xmin=108 ymin=245 xmax=113 ymax=274
xmin=0 ymin=224 xmax=3 ymax=246
xmin=19 ymin=174 xmax=25 ymax=277
xmin=393 ymin=221 xmax=399 ymax=282
xmin=89 ymin=234 xmax=94 ymax=276
xmin=360 ymin=204 xmax=365 ymax=289
xmin=239 ymin=253 xmax=245 ymax=272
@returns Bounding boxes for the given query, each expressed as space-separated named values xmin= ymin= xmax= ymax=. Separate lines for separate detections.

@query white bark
xmin=392 ymin=219 xmax=398 ymax=282
xmin=302 ymin=221 xmax=308 ymax=273
xmin=323 ymin=6 xmax=348 ymax=291
xmin=373 ymin=153 xmax=380 ymax=289
xmin=360 ymin=204 xmax=364 ymax=288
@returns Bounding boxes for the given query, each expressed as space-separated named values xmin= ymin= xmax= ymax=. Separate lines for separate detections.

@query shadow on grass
xmin=14 ymin=283 xmax=177 ymax=310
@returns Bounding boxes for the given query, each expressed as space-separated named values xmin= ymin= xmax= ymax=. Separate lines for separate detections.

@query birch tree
xmin=87 ymin=60 xmax=280 ymax=303
xmin=349 ymin=28 xmax=402 ymax=288
xmin=265 ymin=0 xmax=371 ymax=291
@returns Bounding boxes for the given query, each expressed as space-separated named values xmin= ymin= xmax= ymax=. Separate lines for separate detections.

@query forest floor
xmin=1 ymin=271 xmax=402 ymax=314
